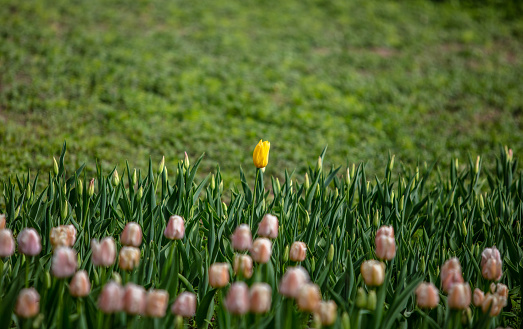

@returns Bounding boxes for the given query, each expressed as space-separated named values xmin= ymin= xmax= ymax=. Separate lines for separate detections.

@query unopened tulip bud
xmin=45 ymin=272 xmax=51 ymax=289
xmin=251 ymin=238 xmax=272 ymax=264
xmin=225 ymin=282 xmax=249 ymax=315
xmin=475 ymin=156 xmax=480 ymax=175
xmin=219 ymin=181 xmax=223 ymax=193
xmin=112 ymin=272 xmax=122 ymax=285
xmin=279 ymin=266 xmax=310 ymax=298
xmin=0 ymin=214 xmax=5 ymax=229
xmin=388 ymin=155 xmax=395 ymax=172
xmin=137 ymin=186 xmax=143 ymax=200
xmin=233 ymin=254 xmax=253 ymax=279
xmin=289 ymin=241 xmax=307 ymax=262
xmin=88 ymin=178 xmax=95 ymax=197
xmin=165 ymin=215 xmax=185 ymax=240
xmin=305 ymin=212 xmax=310 ymax=226
xmin=258 ymin=214 xmax=278 ymax=239
xmin=249 ymin=283 xmax=272 ymax=314
xmin=172 ymin=291 xmax=197 ymax=317
xmin=275 ymin=178 xmax=281 ymax=194
xmin=342 ymin=312 xmax=350 ymax=329
xmin=366 ymin=290 xmax=377 ymax=310
xmin=15 ymin=288 xmax=40 ymax=318
xmin=441 ymin=258 xmax=464 ymax=293
xmin=91 ymin=237 xmax=116 ymax=267
xmin=317 ymin=300 xmax=337 ymax=326
xmin=158 ymin=156 xmax=165 ymax=174
xmin=123 ymin=283 xmax=146 ymax=315
xmin=317 ymin=156 xmax=322 ymax=172
xmin=416 ymin=282 xmax=440 ymax=309
xmin=222 ymin=202 xmax=228 ymax=214
xmin=119 ymin=247 xmax=140 ymax=271
xmin=53 ymin=157 xmax=59 ymax=176
xmin=311 ymin=257 xmax=316 ymax=272
xmin=184 ymin=152 xmax=190 ymax=169
xmin=132 ymin=169 xmax=137 ymax=186
xmin=98 ymin=281 xmax=124 ymax=313
xmin=373 ymin=211 xmax=380 ymax=228
xmin=334 ymin=188 xmax=339 ymax=199
xmin=304 ymin=173 xmax=310 ymax=190
xmin=111 ymin=170 xmax=120 ymax=187
xmin=461 ymin=307 xmax=472 ymax=325
xmin=337 ymin=226 xmax=341 ymax=238
xmin=297 ymin=283 xmax=321 ymax=312
xmin=209 ymin=263 xmax=230 ymax=288
xmin=70 ymin=270 xmax=91 ymax=297
xmin=26 ymin=184 xmax=32 ymax=200
xmin=327 ymin=244 xmax=334 ymax=263
xmin=481 ymin=247 xmax=502 ymax=281
xmin=346 ymin=168 xmax=351 ymax=186
xmin=17 ymin=228 xmax=42 ymax=256
xmin=14 ymin=205 xmax=21 ymax=218
xmin=51 ymin=247 xmax=77 ymax=278
xmin=473 ymin=288 xmax=484 ymax=307
xmin=231 ymin=224 xmax=252 ymax=251
xmin=461 ymin=221 xmax=467 ymax=237
xmin=355 ymin=288 xmax=367 ymax=308
xmin=448 ymin=283 xmax=471 ymax=310
xmin=315 ymin=183 xmax=321 ymax=198
xmin=121 ymin=222 xmax=143 ymax=247
xmin=361 ymin=260 xmax=385 ymax=287
xmin=61 ymin=201 xmax=68 ymax=219
xmin=390 ymin=190 xmax=395 ymax=201
xmin=145 ymin=289 xmax=169 ymax=317
xmin=50 ymin=224 xmax=77 ymax=248
xmin=283 ymin=245 xmax=289 ymax=262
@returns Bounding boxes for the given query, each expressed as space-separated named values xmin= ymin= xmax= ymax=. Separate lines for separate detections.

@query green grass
xmin=1 ymin=0 xmax=523 ymax=188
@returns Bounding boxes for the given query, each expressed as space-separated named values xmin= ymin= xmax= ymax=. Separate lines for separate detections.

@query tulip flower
xmin=145 ymin=289 xmax=169 ymax=318
xmin=481 ymin=247 xmax=502 ymax=281
xmin=231 ymin=224 xmax=252 ymax=251
xmin=253 ymin=140 xmax=270 ymax=169
xmin=172 ymin=292 xmax=197 ymax=317
xmin=123 ymin=283 xmax=146 ymax=315
xmin=51 ymin=247 xmax=77 ymax=278
xmin=447 ymin=283 xmax=471 ymax=310
xmin=481 ymin=293 xmax=503 ymax=316
xmin=317 ymin=300 xmax=338 ymax=326
xmin=375 ymin=225 xmax=396 ymax=260
xmin=225 ymin=282 xmax=250 ymax=315
xmin=50 ymin=225 xmax=77 ymax=248
xmin=491 ymin=283 xmax=508 ymax=300
xmin=441 ymin=258 xmax=464 ymax=293
xmin=0 ymin=229 xmax=16 ymax=258
xmin=0 ymin=214 xmax=5 ymax=230
xmin=249 ymin=283 xmax=272 ymax=314
xmin=121 ymin=222 xmax=143 ymax=247
xmin=91 ymin=237 xmax=116 ymax=267
xmin=209 ymin=263 xmax=230 ymax=288
xmin=98 ymin=281 xmax=124 ymax=313
xmin=233 ymin=254 xmax=253 ymax=279
xmin=289 ymin=241 xmax=307 ymax=262
xmin=69 ymin=270 xmax=91 ymax=297
xmin=279 ymin=266 xmax=310 ymax=298
xmin=296 ymin=283 xmax=321 ymax=312
xmin=415 ymin=282 xmax=440 ymax=309
xmin=361 ymin=260 xmax=385 ymax=287
xmin=250 ymin=238 xmax=272 ymax=264
xmin=119 ymin=246 xmax=140 ymax=271
xmin=258 ymin=214 xmax=278 ymax=239
xmin=165 ymin=215 xmax=185 ymax=240
xmin=17 ymin=228 xmax=42 ymax=256
xmin=15 ymin=288 xmax=40 ymax=318
xmin=473 ymin=288 xmax=485 ymax=307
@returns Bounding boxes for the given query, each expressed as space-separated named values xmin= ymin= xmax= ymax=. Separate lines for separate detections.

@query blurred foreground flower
xmin=289 ymin=241 xmax=307 ymax=262
xmin=231 ymin=224 xmax=252 ymax=251
xmin=250 ymin=238 xmax=272 ymax=263
xmin=121 ymin=222 xmax=143 ymax=247
xmin=209 ymin=263 xmax=230 ymax=288
xmin=279 ymin=266 xmax=310 ymax=298
xmin=375 ymin=225 xmax=396 ymax=261
xmin=172 ymin=292 xmax=197 ymax=317
xmin=317 ymin=300 xmax=337 ymax=326
xmin=361 ymin=260 xmax=385 ymax=287
xmin=0 ymin=229 xmax=15 ymax=258
xmin=69 ymin=270 xmax=91 ymax=297
xmin=51 ymin=247 xmax=77 ymax=278
xmin=297 ymin=283 xmax=321 ymax=312
xmin=416 ymin=282 xmax=439 ymax=309
xmin=50 ymin=225 xmax=76 ymax=248
xmin=98 ymin=281 xmax=124 ymax=313
xmin=165 ymin=215 xmax=185 ymax=240
xmin=233 ymin=254 xmax=253 ymax=279
xmin=119 ymin=247 xmax=140 ymax=271
xmin=123 ymin=283 xmax=146 ymax=315
xmin=15 ymin=288 xmax=40 ymax=318
xmin=17 ymin=228 xmax=42 ymax=256
xmin=441 ymin=258 xmax=464 ymax=293
xmin=448 ymin=283 xmax=471 ymax=310
xmin=91 ymin=237 xmax=116 ymax=267
xmin=146 ymin=289 xmax=169 ymax=318
xmin=249 ymin=283 xmax=272 ymax=314
xmin=0 ymin=214 xmax=5 ymax=229
xmin=225 ymin=282 xmax=250 ymax=315
xmin=481 ymin=247 xmax=502 ymax=281
xmin=258 ymin=214 xmax=278 ymax=239
xmin=253 ymin=140 xmax=270 ymax=169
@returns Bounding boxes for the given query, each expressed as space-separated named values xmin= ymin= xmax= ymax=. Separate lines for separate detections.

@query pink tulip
xmin=447 ymin=283 xmax=471 ymax=310
xmin=473 ymin=288 xmax=485 ymax=307
xmin=317 ymin=300 xmax=337 ymax=326
xmin=258 ymin=214 xmax=278 ymax=239
xmin=0 ymin=214 xmax=5 ymax=229
xmin=91 ymin=237 xmax=116 ymax=267
xmin=164 ymin=215 xmax=185 ymax=240
xmin=121 ymin=222 xmax=143 ymax=247
xmin=491 ymin=283 xmax=508 ymax=300
xmin=481 ymin=293 xmax=503 ymax=316
xmin=361 ymin=260 xmax=385 ymax=287
xmin=50 ymin=225 xmax=76 ymax=248
xmin=233 ymin=254 xmax=253 ymax=279
xmin=15 ymin=288 xmax=40 ymax=318
xmin=0 ymin=229 xmax=15 ymax=258
xmin=441 ymin=258 xmax=464 ymax=293
xmin=296 ymin=283 xmax=321 ymax=312
xmin=225 ymin=282 xmax=249 ymax=315
xmin=123 ymin=283 xmax=146 ymax=315
xmin=51 ymin=247 xmax=77 ymax=278
xmin=145 ymin=289 xmax=169 ymax=318
xmin=119 ymin=246 xmax=140 ymax=271
xmin=279 ymin=266 xmax=310 ymax=298
xmin=17 ymin=228 xmax=42 ymax=256
xmin=209 ymin=263 xmax=230 ymax=288
xmin=98 ymin=281 xmax=124 ymax=313
xmin=415 ymin=282 xmax=440 ymax=309
xmin=375 ymin=225 xmax=396 ymax=260
xmin=231 ymin=224 xmax=252 ymax=251
xmin=250 ymin=238 xmax=272 ymax=264
xmin=249 ymin=283 xmax=272 ymax=314
xmin=69 ymin=270 xmax=91 ymax=297
xmin=172 ymin=291 xmax=197 ymax=317
xmin=481 ymin=247 xmax=502 ymax=281
xmin=289 ymin=241 xmax=307 ymax=262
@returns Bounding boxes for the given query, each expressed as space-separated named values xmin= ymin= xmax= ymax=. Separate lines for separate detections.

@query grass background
xmin=1 ymin=0 xmax=523 ymax=188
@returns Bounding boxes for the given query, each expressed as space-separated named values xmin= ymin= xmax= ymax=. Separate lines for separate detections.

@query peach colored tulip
xmin=164 ymin=215 xmax=185 ymax=240
xmin=447 ymin=283 xmax=471 ymax=310
xmin=0 ymin=214 xmax=5 ymax=229
xmin=51 ymin=247 xmax=77 ymax=278
xmin=0 ymin=229 xmax=15 ymax=258
xmin=491 ymin=283 xmax=508 ymax=300
xmin=289 ymin=241 xmax=307 ymax=262
xmin=441 ymin=258 xmax=464 ymax=293
xmin=297 ymin=283 xmax=321 ymax=312
xmin=209 ymin=263 xmax=230 ymax=288
xmin=231 ymin=224 xmax=252 ymax=251
xmin=91 ymin=237 xmax=116 ymax=267
xmin=145 ymin=289 xmax=169 ymax=318
xmin=225 ymin=282 xmax=249 ymax=315
xmin=249 ymin=283 xmax=272 ymax=314
xmin=121 ymin=222 xmax=142 ymax=247
xmin=172 ymin=292 xmax=197 ymax=317
xmin=123 ymin=283 xmax=146 ymax=315
xmin=258 ymin=214 xmax=278 ymax=239
xmin=375 ymin=225 xmax=396 ymax=260
xmin=416 ymin=282 xmax=440 ymax=309
xmin=473 ymin=288 xmax=485 ymax=307
xmin=119 ymin=246 xmax=140 ymax=271
xmin=17 ymin=228 xmax=42 ymax=256
xmin=250 ymin=238 xmax=272 ymax=264
xmin=69 ymin=270 xmax=91 ymax=297
xmin=361 ymin=260 xmax=385 ymax=287
xmin=233 ymin=254 xmax=253 ymax=279
xmin=98 ymin=281 xmax=124 ymax=313
xmin=50 ymin=225 xmax=76 ymax=248
xmin=15 ymin=288 xmax=40 ymax=318
xmin=279 ymin=266 xmax=310 ymax=298
xmin=481 ymin=247 xmax=502 ymax=281
xmin=481 ymin=293 xmax=503 ymax=316
xmin=317 ymin=300 xmax=337 ymax=326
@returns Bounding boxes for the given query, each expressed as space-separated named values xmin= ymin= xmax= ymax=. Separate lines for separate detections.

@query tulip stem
xmin=25 ymin=256 xmax=30 ymax=288
xmin=0 ymin=259 xmax=4 ymax=292
xmin=251 ymin=169 xmax=260 ymax=227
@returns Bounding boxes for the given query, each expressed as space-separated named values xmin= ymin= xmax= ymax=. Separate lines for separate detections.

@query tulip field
xmin=0 ymin=142 xmax=521 ymax=328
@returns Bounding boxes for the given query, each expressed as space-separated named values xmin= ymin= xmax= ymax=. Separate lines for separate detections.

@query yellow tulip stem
xmin=251 ymin=168 xmax=260 ymax=227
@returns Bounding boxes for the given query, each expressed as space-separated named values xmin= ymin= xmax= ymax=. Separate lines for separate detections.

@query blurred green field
xmin=1 ymin=0 xmax=523 ymax=187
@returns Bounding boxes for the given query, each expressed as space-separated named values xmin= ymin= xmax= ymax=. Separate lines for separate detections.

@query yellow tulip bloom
xmin=253 ymin=140 xmax=270 ymax=169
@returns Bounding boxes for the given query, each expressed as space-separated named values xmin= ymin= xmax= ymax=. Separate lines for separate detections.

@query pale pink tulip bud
xmin=447 ymin=283 xmax=471 ymax=310
xmin=249 ymin=283 xmax=272 ymax=314
xmin=225 ymin=282 xmax=249 ymax=315
xmin=231 ymin=224 xmax=252 ymax=251
xmin=119 ymin=247 xmax=141 ymax=271
xmin=317 ymin=300 xmax=337 ymax=326
xmin=296 ymin=283 xmax=321 ymax=312
xmin=145 ymin=289 xmax=169 ymax=317
xmin=473 ymin=288 xmax=485 ymax=307
xmin=172 ymin=292 xmax=197 ymax=317
xmin=481 ymin=247 xmax=502 ymax=281
xmin=121 ymin=222 xmax=143 ymax=247
xmin=209 ymin=263 xmax=230 ymax=288
xmin=233 ymin=254 xmax=253 ymax=279
xmin=0 ymin=229 xmax=16 ymax=257
xmin=0 ymin=214 xmax=5 ymax=229
xmin=51 ymin=247 xmax=77 ymax=278
xmin=481 ymin=293 xmax=503 ymax=316
xmin=492 ymin=283 xmax=508 ymax=300
xmin=361 ymin=260 xmax=386 ymax=287
xmin=98 ymin=281 xmax=124 ymax=313
xmin=91 ymin=237 xmax=116 ymax=267
xmin=69 ymin=270 xmax=91 ymax=297
xmin=441 ymin=258 xmax=464 ymax=293
xmin=17 ymin=228 xmax=42 ymax=256
xmin=50 ymin=225 xmax=76 ymax=248
xmin=258 ymin=214 xmax=278 ymax=239
xmin=123 ymin=283 xmax=146 ymax=315
xmin=279 ymin=266 xmax=310 ymax=298
xmin=289 ymin=241 xmax=307 ymax=262
xmin=15 ymin=288 xmax=40 ymax=318
xmin=164 ymin=215 xmax=185 ymax=240
xmin=375 ymin=225 xmax=396 ymax=260
xmin=415 ymin=282 xmax=440 ymax=309
xmin=250 ymin=238 xmax=272 ymax=264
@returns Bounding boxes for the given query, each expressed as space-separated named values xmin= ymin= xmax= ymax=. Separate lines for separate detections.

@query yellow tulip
xmin=253 ymin=140 xmax=270 ymax=169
